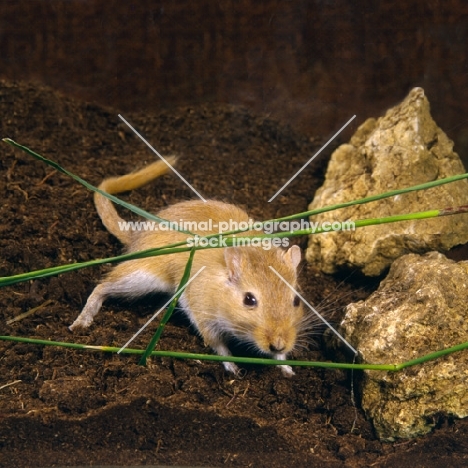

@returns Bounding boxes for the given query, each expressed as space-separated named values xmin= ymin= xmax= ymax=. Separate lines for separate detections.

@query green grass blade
xmin=395 ymin=341 xmax=468 ymax=370
xmin=138 ymin=247 xmax=197 ymax=365
xmin=2 ymin=335 xmax=468 ymax=372
xmin=0 ymin=245 xmax=191 ymax=287
xmin=2 ymin=138 xmax=193 ymax=234
xmin=269 ymin=173 xmax=468 ymax=223
xmin=1 ymin=206 xmax=466 ymax=287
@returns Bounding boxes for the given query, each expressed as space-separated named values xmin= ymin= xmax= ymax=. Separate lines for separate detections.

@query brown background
xmin=1 ymin=0 xmax=468 ymax=164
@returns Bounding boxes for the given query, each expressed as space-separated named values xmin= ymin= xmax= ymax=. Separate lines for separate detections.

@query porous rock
xmin=306 ymin=87 xmax=468 ymax=276
xmin=339 ymin=251 xmax=468 ymax=441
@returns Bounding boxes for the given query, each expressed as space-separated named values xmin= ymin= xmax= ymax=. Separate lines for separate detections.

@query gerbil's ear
xmin=283 ymin=245 xmax=302 ymax=269
xmin=224 ymin=247 xmax=243 ymax=283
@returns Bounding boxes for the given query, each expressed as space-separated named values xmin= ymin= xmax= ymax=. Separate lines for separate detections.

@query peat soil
xmin=1 ymin=80 xmax=468 ymax=467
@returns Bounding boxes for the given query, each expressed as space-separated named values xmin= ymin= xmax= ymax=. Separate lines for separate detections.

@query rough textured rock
xmin=306 ymin=87 xmax=468 ymax=276
xmin=339 ymin=252 xmax=468 ymax=441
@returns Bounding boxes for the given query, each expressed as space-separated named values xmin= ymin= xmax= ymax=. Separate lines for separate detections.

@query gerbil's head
xmin=221 ymin=244 xmax=305 ymax=358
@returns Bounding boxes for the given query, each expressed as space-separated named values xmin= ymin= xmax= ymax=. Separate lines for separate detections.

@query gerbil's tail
xmin=94 ymin=156 xmax=177 ymax=244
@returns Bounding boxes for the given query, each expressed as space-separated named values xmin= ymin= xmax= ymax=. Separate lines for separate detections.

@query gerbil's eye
xmin=243 ymin=292 xmax=258 ymax=308
xmin=293 ymin=295 xmax=300 ymax=307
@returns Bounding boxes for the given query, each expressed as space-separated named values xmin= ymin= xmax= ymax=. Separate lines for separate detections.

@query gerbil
xmin=70 ymin=157 xmax=305 ymax=376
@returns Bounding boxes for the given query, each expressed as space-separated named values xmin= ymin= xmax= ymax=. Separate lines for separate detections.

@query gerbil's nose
xmin=269 ymin=338 xmax=286 ymax=353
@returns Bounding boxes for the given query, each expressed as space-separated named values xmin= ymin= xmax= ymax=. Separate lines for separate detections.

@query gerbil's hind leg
xmin=70 ymin=267 xmax=171 ymax=331
xmin=69 ymin=282 xmax=107 ymax=331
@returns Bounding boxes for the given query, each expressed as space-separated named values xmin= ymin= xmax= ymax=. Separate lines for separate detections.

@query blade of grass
xmin=1 ymin=205 xmax=466 ymax=288
xmin=117 ymin=263 xmax=206 ymax=354
xmin=268 ymin=173 xmax=468 ymax=223
xmin=138 ymin=247 xmax=197 ymax=365
xmin=394 ymin=340 xmax=468 ymax=370
xmin=0 ymin=245 xmax=191 ymax=287
xmin=2 ymin=335 xmax=468 ymax=372
xmin=2 ymin=138 xmax=193 ymax=234
xmin=6 ymin=299 xmax=54 ymax=324
xmin=0 ymin=380 xmax=22 ymax=391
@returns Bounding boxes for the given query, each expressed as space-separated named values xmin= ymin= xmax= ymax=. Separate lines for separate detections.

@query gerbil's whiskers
xmin=292 ymin=340 xmax=311 ymax=354
xmin=269 ymin=266 xmax=358 ymax=356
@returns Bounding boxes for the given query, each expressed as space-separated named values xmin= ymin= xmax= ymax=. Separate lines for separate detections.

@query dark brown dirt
xmin=1 ymin=80 xmax=468 ymax=468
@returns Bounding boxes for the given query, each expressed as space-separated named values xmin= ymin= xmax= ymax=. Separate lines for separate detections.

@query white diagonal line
xmin=268 ymin=115 xmax=356 ymax=202
xmin=269 ymin=266 xmax=357 ymax=355
xmin=118 ymin=114 xmax=206 ymax=202
xmin=117 ymin=266 xmax=206 ymax=353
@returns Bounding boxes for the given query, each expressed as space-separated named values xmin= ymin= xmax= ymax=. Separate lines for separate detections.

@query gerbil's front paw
xmin=280 ymin=364 xmax=295 ymax=378
xmin=223 ymin=361 xmax=243 ymax=376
